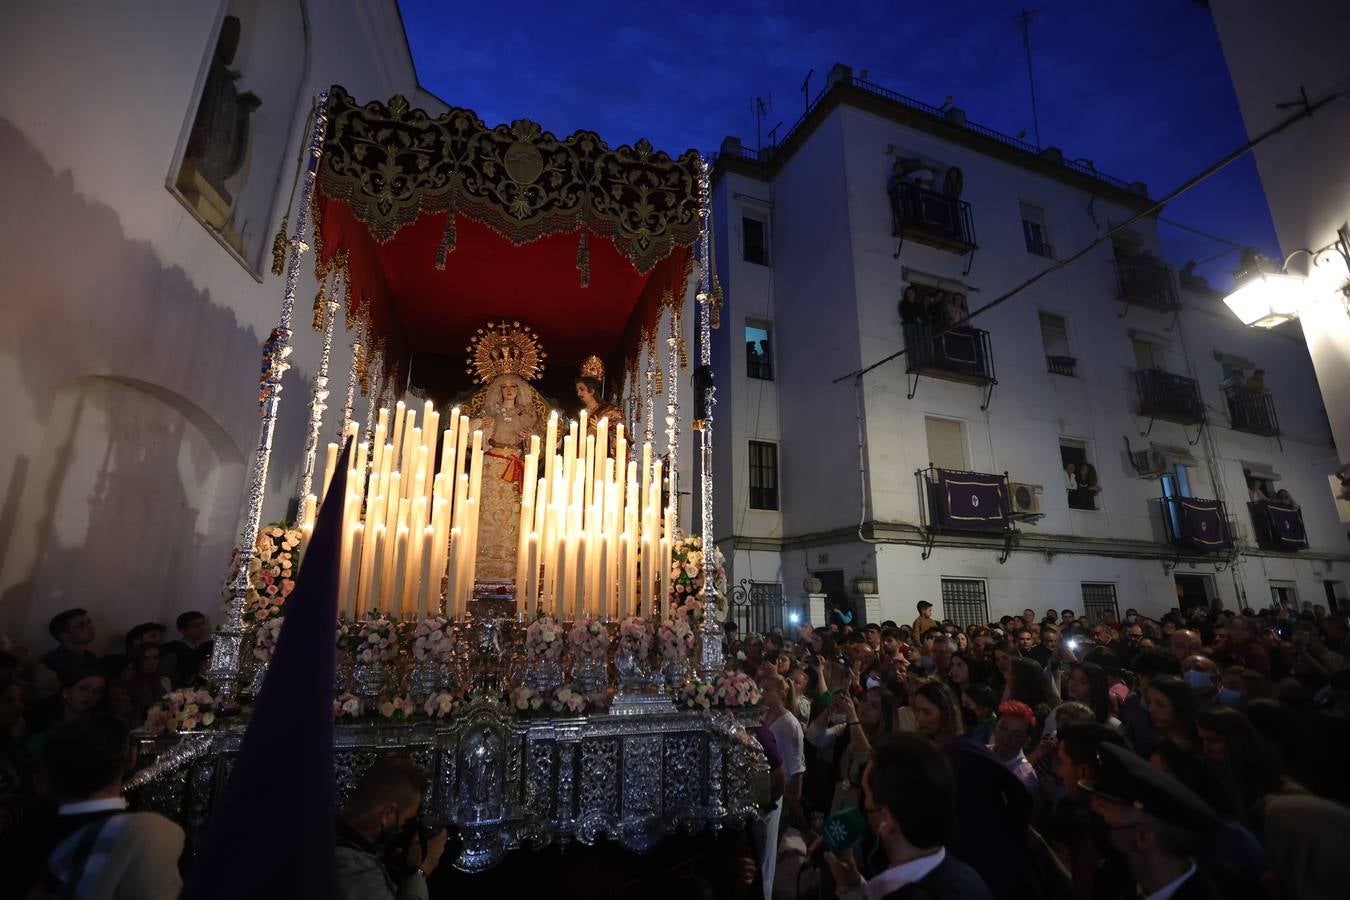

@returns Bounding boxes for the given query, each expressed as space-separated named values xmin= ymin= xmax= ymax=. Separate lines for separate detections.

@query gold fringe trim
xmin=311 ymin=276 xmax=327 ymax=331
xmin=577 ymin=230 xmax=590 ymax=287
xmin=435 ymin=211 xmax=457 ymax=269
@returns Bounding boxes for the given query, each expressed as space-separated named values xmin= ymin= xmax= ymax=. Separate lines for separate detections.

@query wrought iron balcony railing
xmin=1247 ymin=500 xmax=1308 ymax=552
xmin=906 ymin=325 xmax=996 ymax=385
xmin=1114 ymin=256 xmax=1179 ymax=312
xmin=888 ymin=182 xmax=976 ymax=253
xmin=1135 ymin=368 xmax=1204 ymax=426
xmin=1160 ymin=496 xmax=1234 ymax=554
xmin=1046 ymin=355 xmax=1076 ymax=377
xmin=1224 ymin=386 xmax=1280 ymax=437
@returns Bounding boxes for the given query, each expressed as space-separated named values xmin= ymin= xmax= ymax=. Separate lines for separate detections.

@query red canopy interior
xmin=310 ymin=87 xmax=701 ymax=405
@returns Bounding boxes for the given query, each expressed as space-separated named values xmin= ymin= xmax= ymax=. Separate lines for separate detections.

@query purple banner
xmin=937 ymin=469 xmax=1008 ymax=531
xmin=1259 ymin=501 xmax=1308 ymax=550
xmin=1178 ymin=498 xmax=1232 ymax=552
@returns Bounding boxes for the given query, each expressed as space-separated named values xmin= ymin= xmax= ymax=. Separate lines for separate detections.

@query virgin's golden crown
xmin=465 ymin=321 xmax=546 ymax=384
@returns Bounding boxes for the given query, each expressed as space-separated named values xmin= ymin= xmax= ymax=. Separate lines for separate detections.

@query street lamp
xmin=1221 ymin=226 xmax=1350 ymax=327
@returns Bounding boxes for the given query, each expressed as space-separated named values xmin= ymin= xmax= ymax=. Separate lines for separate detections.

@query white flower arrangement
xmin=251 ymin=615 xmax=285 ymax=664
xmin=224 ymin=523 xmax=301 ymax=626
xmin=510 ymin=685 xmax=546 ymax=712
xmin=354 ymin=613 xmax=397 ymax=665
xmin=525 ymin=616 xmax=566 ymax=660
xmin=657 ymin=616 xmax=695 ymax=662
xmin=333 ymin=692 xmax=364 ymax=719
xmin=550 ymin=685 xmax=590 ymax=715
xmin=668 ymin=533 xmax=726 ymax=618
xmin=713 ymin=670 xmax=762 ymax=708
xmin=412 ymin=616 xmax=454 ymax=662
xmin=568 ymin=616 xmax=609 ymax=659
xmin=678 ymin=680 xmax=717 ymax=711
xmin=144 ymin=688 xmax=219 ymax=733
xmin=422 ymin=691 xmax=463 ymax=719
xmin=618 ymin=616 xmax=652 ymax=659
xmin=377 ymin=695 xmax=416 ymax=721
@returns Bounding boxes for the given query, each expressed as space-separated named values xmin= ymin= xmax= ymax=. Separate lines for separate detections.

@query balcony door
xmin=1160 ymin=464 xmax=1192 ymax=538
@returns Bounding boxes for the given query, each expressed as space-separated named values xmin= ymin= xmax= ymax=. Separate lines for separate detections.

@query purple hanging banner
xmin=1257 ymin=501 xmax=1307 ymax=551
xmin=1178 ymin=498 xmax=1232 ymax=552
xmin=937 ymin=469 xmax=1009 ymax=531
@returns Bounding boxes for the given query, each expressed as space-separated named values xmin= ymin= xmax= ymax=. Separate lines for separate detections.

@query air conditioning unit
xmin=1009 ymin=482 xmax=1043 ymax=514
xmin=1131 ymin=448 xmax=1168 ymax=478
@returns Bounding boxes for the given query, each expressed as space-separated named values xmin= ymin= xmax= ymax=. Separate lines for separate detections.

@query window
xmin=729 ymin=581 xmax=786 ymax=635
xmin=1270 ymin=581 xmax=1298 ymax=610
xmin=172 ymin=3 xmax=308 ymax=271
xmin=742 ymin=215 xmax=768 ymax=265
xmin=748 ymin=441 xmax=779 ymax=509
xmin=1039 ymin=312 xmax=1074 ymax=375
xmin=924 ymin=417 xmax=967 ymax=471
xmin=1061 ymin=440 xmax=1100 ymax=510
xmin=1131 ymin=337 xmax=1164 ymax=372
xmin=1081 ymin=583 xmax=1120 ymax=624
xmin=1160 ymin=463 xmax=1193 ymax=538
xmin=745 ymin=322 xmax=773 ymax=380
xmin=940 ymin=578 xmax=989 ymax=630
xmin=1021 ymin=202 xmax=1052 ymax=257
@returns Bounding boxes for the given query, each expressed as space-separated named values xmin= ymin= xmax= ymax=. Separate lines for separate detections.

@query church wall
xmin=0 ymin=0 xmax=421 ymax=648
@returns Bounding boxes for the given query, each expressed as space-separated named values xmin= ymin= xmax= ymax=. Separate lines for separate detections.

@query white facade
xmin=1209 ymin=0 xmax=1350 ymax=483
xmin=0 ymin=1 xmax=434 ymax=649
xmin=711 ymin=65 xmax=1350 ymax=628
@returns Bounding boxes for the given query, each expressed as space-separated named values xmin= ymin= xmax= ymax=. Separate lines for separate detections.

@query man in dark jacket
xmin=336 ymin=755 xmax=447 ymax=900
xmin=821 ymin=734 xmax=992 ymax=899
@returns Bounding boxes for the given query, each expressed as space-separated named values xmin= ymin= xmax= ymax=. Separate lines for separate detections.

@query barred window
xmin=749 ymin=441 xmax=779 ymax=510
xmin=730 ymin=580 xmax=786 ymax=635
xmin=939 ymin=578 xmax=989 ymax=630
xmin=1081 ymin=583 xmax=1119 ymax=624
xmin=743 ymin=216 xmax=769 ymax=265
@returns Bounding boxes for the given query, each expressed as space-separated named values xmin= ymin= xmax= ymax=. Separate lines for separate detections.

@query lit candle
xmin=575 ymin=532 xmax=587 ymax=620
xmin=367 ymin=524 xmax=386 ymax=614
xmin=391 ymin=401 xmax=406 ymax=471
xmin=543 ymin=411 xmax=558 ymax=485
xmin=446 ymin=526 xmax=461 ymax=620
xmin=525 ymin=533 xmax=540 ymax=621
xmin=354 ymin=441 xmax=369 ymax=486
xmin=392 ymin=525 xmax=410 ymax=618
xmin=659 ymin=534 xmax=671 ymax=619
xmin=370 ymin=420 xmax=387 ymax=478
xmin=344 ymin=522 xmax=363 ymax=619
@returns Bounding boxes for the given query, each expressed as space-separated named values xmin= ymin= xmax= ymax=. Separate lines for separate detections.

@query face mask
xmin=1216 ymin=688 xmax=1242 ymax=707
xmin=1185 ymin=669 xmax=1214 ymax=692
xmin=865 ymin=674 xmax=882 ymax=690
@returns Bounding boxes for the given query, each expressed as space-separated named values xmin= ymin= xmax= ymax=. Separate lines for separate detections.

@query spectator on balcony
xmin=941 ymin=292 xmax=969 ymax=327
xmin=1274 ymin=488 xmax=1298 ymax=508
xmin=1219 ymin=368 xmax=1245 ymax=390
xmin=1247 ymin=477 xmax=1270 ymax=503
xmin=1245 ymin=368 xmax=1266 ymax=392
xmin=1078 ymin=463 xmax=1102 ymax=500
xmin=1063 ymin=462 xmax=1078 ymax=492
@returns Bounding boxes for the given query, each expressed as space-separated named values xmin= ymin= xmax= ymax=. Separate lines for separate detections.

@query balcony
xmin=1160 ymin=496 xmax=1235 ymax=556
xmin=1247 ymin=500 xmax=1308 ymax=552
xmin=1114 ymin=256 xmax=1179 ymax=312
xmin=1224 ymin=386 xmax=1280 ymax=437
xmin=1046 ymin=355 xmax=1077 ymax=377
xmin=917 ymin=466 xmax=1016 ymax=561
xmin=888 ymin=181 xmax=976 ymax=254
xmin=906 ymin=325 xmax=996 ymax=385
xmin=1135 ymin=368 xmax=1204 ymax=426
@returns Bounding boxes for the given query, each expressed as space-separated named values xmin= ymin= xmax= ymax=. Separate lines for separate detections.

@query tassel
xmin=710 ymin=277 xmax=724 ymax=330
xmin=435 ymin=213 xmax=457 ymax=269
xmin=355 ymin=343 xmax=369 ymax=397
xmin=311 ymin=278 xmax=327 ymax=331
xmin=677 ymin=337 xmax=688 ymax=369
xmin=576 ymin=231 xmax=590 ymax=287
xmin=270 ymin=215 xmax=289 ymax=277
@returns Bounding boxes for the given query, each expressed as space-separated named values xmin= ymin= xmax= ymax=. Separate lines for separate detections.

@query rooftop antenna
xmin=800 ymin=68 xmax=814 ymax=116
xmin=753 ymin=95 xmax=772 ymax=151
xmin=1015 ymin=9 xmax=1043 ymax=147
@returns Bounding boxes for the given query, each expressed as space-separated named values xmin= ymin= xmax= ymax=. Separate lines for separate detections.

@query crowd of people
xmin=0 ymin=609 xmax=213 ymax=898
xmin=726 ymin=597 xmax=1350 ymax=899
xmin=4 ymin=596 xmax=1350 ymax=898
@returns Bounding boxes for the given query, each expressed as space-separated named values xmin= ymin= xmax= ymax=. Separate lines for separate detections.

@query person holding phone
xmin=807 ymin=687 xmax=896 ymax=815
xmin=818 ymin=735 xmax=993 ymax=899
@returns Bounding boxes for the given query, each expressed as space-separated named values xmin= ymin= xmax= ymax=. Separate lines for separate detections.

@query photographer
xmin=336 ymin=755 xmax=447 ymax=900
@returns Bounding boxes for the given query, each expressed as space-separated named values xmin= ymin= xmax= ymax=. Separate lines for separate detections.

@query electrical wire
xmin=832 ymin=85 xmax=1343 ymax=385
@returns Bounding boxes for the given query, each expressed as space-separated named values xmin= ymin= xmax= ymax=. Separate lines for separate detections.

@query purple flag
xmin=1178 ymin=498 xmax=1232 ymax=553
xmin=1254 ymin=501 xmax=1307 ymax=551
xmin=180 ymin=442 xmax=349 ymax=900
xmin=937 ymin=469 xmax=1008 ymax=531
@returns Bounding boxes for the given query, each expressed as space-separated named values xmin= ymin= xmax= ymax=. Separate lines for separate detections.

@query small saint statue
xmin=574 ymin=356 xmax=626 ymax=456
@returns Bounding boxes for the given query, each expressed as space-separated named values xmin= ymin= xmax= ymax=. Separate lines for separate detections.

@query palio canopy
xmin=312 ymin=86 xmax=702 ymax=400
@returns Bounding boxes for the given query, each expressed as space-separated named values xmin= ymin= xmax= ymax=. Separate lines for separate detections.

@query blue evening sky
xmin=398 ymin=0 xmax=1281 ymax=289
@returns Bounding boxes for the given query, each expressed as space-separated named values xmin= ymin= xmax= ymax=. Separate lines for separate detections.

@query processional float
xmin=129 ymin=87 xmax=768 ymax=871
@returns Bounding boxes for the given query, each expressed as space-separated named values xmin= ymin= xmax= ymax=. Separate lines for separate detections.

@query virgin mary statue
xmin=462 ymin=322 xmax=549 ymax=583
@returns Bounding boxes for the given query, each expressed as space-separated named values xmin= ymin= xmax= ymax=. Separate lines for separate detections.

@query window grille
xmin=729 ymin=580 xmax=785 ymax=635
xmin=939 ymin=578 xmax=989 ymax=630
xmin=1081 ymin=583 xmax=1119 ymax=624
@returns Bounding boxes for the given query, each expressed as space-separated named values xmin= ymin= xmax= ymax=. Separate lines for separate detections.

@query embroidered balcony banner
xmin=939 ymin=328 xmax=981 ymax=368
xmin=1254 ymin=501 xmax=1308 ymax=551
xmin=1177 ymin=498 xmax=1232 ymax=553
xmin=937 ymin=469 xmax=1008 ymax=531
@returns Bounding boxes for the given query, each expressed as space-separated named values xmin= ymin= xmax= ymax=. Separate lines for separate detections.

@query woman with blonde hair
xmin=758 ymin=671 xmax=805 ymax=829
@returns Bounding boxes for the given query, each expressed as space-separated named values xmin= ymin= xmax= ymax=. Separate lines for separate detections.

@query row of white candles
xmin=298 ymin=399 xmax=674 ymax=622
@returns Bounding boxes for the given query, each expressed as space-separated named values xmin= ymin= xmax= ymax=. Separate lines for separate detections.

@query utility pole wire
xmin=1016 ymin=9 xmax=1042 ymax=147
xmin=833 ymin=86 xmax=1343 ymax=385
